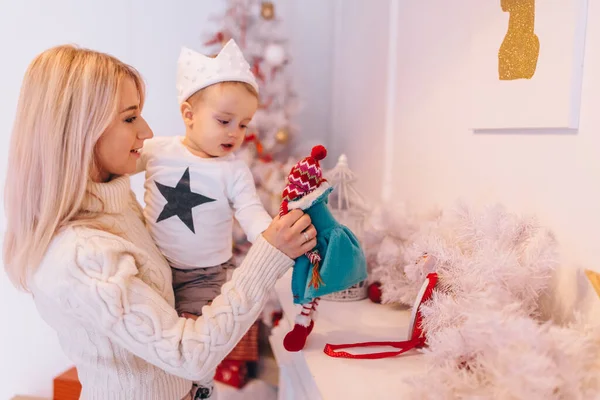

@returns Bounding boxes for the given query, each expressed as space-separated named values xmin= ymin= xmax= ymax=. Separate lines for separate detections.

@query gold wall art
xmin=470 ymin=0 xmax=588 ymax=131
xmin=498 ymin=0 xmax=540 ymax=80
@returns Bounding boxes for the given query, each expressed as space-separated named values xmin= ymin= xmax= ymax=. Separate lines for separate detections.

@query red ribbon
xmin=323 ymin=273 xmax=438 ymax=360
xmin=323 ymin=337 xmax=426 ymax=359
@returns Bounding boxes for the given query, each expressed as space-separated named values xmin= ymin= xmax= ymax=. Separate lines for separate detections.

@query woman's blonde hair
xmin=3 ymin=45 xmax=145 ymax=291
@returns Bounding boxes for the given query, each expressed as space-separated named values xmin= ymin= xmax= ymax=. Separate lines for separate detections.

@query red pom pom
xmin=368 ymin=282 xmax=382 ymax=304
xmin=311 ymin=145 xmax=327 ymax=161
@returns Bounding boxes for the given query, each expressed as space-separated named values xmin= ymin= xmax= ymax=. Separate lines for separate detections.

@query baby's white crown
xmin=176 ymin=39 xmax=259 ymax=104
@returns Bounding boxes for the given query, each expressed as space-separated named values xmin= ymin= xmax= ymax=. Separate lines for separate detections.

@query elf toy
xmin=279 ymin=145 xmax=367 ymax=352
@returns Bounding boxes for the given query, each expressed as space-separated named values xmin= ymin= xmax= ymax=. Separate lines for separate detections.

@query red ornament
xmin=244 ymin=133 xmax=257 ymax=143
xmin=367 ymin=281 xmax=382 ymax=303
xmin=205 ymin=32 xmax=225 ymax=46
xmin=259 ymin=153 xmax=274 ymax=163
xmin=244 ymin=132 xmax=268 ymax=158
xmin=251 ymin=58 xmax=265 ymax=82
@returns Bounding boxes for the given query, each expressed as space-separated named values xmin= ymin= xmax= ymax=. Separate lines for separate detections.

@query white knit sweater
xmin=30 ymin=175 xmax=292 ymax=400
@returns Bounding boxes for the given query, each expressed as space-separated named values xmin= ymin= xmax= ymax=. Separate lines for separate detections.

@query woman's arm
xmin=33 ymin=228 xmax=293 ymax=381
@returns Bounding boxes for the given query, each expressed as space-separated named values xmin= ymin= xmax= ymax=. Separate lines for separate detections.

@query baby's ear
xmin=180 ymin=101 xmax=194 ymax=126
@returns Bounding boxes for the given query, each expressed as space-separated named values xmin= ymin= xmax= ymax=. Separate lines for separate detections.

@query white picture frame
xmin=470 ymin=0 xmax=589 ymax=132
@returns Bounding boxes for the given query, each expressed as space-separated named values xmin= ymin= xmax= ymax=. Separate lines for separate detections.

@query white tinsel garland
xmin=365 ymin=201 xmax=600 ymax=398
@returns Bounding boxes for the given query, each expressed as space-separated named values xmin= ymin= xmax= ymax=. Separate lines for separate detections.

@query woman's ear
xmin=180 ymin=102 xmax=194 ymax=127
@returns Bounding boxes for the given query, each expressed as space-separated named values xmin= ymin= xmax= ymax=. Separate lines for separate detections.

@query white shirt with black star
xmin=137 ymin=136 xmax=272 ymax=269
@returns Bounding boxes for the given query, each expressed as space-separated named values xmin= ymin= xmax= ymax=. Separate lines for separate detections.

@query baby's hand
xmin=262 ymin=209 xmax=317 ymax=259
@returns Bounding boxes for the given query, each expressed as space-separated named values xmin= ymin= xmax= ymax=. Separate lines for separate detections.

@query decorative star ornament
xmin=154 ymin=168 xmax=215 ymax=233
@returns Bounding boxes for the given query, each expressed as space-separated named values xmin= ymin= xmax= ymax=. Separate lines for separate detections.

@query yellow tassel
xmin=310 ymin=262 xmax=324 ymax=289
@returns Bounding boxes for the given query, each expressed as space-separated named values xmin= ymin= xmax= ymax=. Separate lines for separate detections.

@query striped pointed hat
xmin=280 ymin=145 xmax=328 ymax=216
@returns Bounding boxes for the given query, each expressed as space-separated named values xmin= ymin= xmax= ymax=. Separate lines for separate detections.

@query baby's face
xmin=185 ymin=83 xmax=258 ymax=158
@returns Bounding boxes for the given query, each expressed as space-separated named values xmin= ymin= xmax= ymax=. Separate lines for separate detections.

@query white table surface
xmin=272 ymin=270 xmax=427 ymax=400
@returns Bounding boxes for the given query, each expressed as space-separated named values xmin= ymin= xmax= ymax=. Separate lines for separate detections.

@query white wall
xmin=331 ymin=0 xmax=600 ymax=314
xmin=329 ymin=0 xmax=392 ymax=186
xmin=394 ymin=0 xmax=600 ymax=269
xmin=278 ymin=0 xmax=335 ymax=155
xmin=0 ymin=1 xmax=333 ymax=397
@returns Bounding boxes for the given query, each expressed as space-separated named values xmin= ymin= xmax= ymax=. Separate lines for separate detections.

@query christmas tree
xmin=204 ymin=0 xmax=301 ymax=251
xmin=204 ymin=0 xmax=300 ymax=189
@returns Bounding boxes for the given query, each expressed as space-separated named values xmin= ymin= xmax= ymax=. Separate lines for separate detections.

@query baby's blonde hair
xmin=187 ymin=81 xmax=258 ymax=108
xmin=3 ymin=45 xmax=145 ymax=291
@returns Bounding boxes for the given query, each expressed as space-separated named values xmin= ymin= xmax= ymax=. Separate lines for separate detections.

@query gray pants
xmin=173 ymin=261 xmax=236 ymax=400
xmin=171 ymin=260 xmax=235 ymax=317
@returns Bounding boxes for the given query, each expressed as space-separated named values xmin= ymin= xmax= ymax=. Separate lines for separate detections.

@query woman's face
xmin=93 ymin=77 xmax=153 ymax=182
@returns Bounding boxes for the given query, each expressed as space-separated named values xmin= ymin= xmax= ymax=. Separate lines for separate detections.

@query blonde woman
xmin=3 ymin=45 xmax=317 ymax=400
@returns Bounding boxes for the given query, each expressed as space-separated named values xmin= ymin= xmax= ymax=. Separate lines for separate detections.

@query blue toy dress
xmin=290 ymin=185 xmax=367 ymax=305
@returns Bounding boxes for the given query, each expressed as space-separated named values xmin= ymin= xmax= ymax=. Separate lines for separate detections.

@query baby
xmin=138 ymin=39 xmax=272 ymax=321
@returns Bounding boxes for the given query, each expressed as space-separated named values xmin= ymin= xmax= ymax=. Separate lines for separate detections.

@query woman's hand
xmin=262 ymin=209 xmax=317 ymax=259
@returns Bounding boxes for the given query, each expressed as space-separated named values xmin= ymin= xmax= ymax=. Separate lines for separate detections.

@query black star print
xmin=155 ymin=168 xmax=216 ymax=233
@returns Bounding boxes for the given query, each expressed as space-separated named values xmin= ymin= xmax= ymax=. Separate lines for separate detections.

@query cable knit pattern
xmin=30 ymin=175 xmax=292 ymax=400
